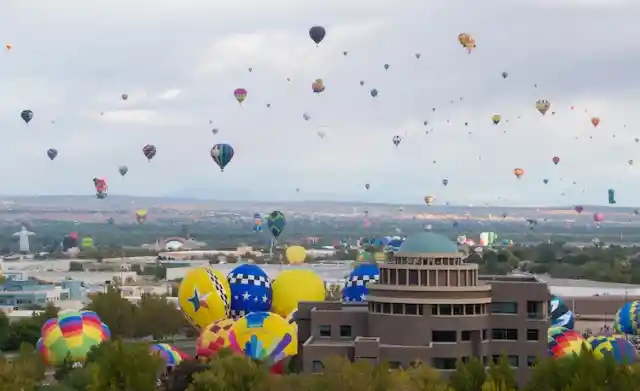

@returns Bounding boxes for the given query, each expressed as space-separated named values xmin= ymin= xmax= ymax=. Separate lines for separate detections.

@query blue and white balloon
xmin=227 ymin=264 xmax=272 ymax=318
xmin=342 ymin=263 xmax=379 ymax=302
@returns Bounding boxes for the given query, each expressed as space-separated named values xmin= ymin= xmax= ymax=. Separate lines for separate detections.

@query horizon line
xmin=0 ymin=194 xmax=634 ymax=209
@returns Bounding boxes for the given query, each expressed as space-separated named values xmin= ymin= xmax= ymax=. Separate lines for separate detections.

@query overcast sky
xmin=0 ymin=0 xmax=638 ymax=206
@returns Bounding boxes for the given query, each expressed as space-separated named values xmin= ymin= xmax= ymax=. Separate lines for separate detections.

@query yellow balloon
xmin=178 ymin=267 xmax=231 ymax=330
xmin=271 ymin=270 xmax=325 ymax=317
xmin=229 ymin=312 xmax=298 ymax=361
xmin=285 ymin=245 xmax=307 ymax=264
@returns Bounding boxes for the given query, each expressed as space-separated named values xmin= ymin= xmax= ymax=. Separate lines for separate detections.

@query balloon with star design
xmin=227 ymin=264 xmax=273 ymax=319
xmin=342 ymin=263 xmax=380 ymax=302
xmin=178 ymin=267 xmax=231 ymax=330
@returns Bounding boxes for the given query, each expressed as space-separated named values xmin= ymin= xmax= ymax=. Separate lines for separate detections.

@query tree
xmin=449 ymin=357 xmax=486 ymax=391
xmin=190 ymin=353 xmax=270 ymax=391
xmin=486 ymin=356 xmax=516 ymax=391
xmin=134 ymin=294 xmax=185 ymax=340
xmin=0 ymin=343 xmax=45 ymax=391
xmin=85 ymin=286 xmax=136 ymax=339
xmin=87 ymin=340 xmax=163 ymax=391
xmin=0 ymin=311 xmax=9 ymax=349
xmin=2 ymin=319 xmax=41 ymax=351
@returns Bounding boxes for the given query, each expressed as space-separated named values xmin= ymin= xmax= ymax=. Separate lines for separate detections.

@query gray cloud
xmin=1 ymin=0 xmax=639 ymax=206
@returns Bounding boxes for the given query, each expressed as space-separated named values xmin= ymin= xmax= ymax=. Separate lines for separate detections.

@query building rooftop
xmin=398 ymin=232 xmax=459 ymax=253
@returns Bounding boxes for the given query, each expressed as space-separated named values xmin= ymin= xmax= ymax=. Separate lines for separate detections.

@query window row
xmin=316 ymin=325 xmax=541 ymax=342
xmin=318 ymin=325 xmax=352 ymax=338
xmin=389 ymin=256 xmax=461 ymax=266
xmin=368 ymin=302 xmax=487 ymax=316
xmin=311 ymin=355 xmax=538 ymax=373
xmin=368 ymin=302 xmax=425 ymax=315
xmin=379 ymin=268 xmax=477 ymax=287
xmin=491 ymin=301 xmax=546 ymax=319
xmin=432 ymin=303 xmax=487 ymax=316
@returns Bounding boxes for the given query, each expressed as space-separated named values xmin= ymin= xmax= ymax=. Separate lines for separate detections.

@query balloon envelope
xmin=285 ymin=245 xmax=307 ymax=264
xmin=178 ymin=267 xmax=231 ymax=330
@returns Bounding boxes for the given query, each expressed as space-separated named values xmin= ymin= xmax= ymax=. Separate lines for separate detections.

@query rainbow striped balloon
xmin=547 ymin=327 xmax=590 ymax=359
xmin=150 ymin=343 xmax=189 ymax=366
xmin=38 ymin=310 xmax=110 ymax=366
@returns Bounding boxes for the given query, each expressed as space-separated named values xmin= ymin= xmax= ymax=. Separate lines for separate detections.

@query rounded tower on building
xmin=366 ymin=232 xmax=491 ymax=363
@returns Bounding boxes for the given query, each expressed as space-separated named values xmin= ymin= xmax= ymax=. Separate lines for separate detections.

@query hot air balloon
xmin=384 ymin=64 xmax=390 ymax=70
xmin=118 ymin=165 xmax=128 ymax=176
xmin=317 ymin=130 xmax=326 ymax=139
xmin=392 ymin=135 xmax=402 ymax=147
xmin=253 ymin=213 xmax=263 ymax=232
xmin=267 ymin=210 xmax=286 ymax=239
xmin=142 ymin=144 xmax=156 ymax=161
xmin=629 ymin=159 xmax=634 ymax=166
xmin=415 ymin=53 xmax=421 ymax=59
xmin=121 ymin=94 xmax=128 ymax=101
xmin=457 ymin=33 xmax=476 ymax=53
xmin=38 ymin=310 xmax=110 ymax=366
xmin=47 ymin=149 xmax=58 ymax=160
xmin=196 ymin=319 xmax=235 ymax=358
xmin=492 ymin=114 xmax=501 ymax=125
xmin=285 ymin=245 xmax=307 ymax=265
xmin=536 ymin=100 xmax=551 ymax=115
xmin=5 ymin=43 xmax=12 ymax=50
xmin=501 ymin=71 xmax=508 ymax=79
xmin=360 ymin=80 xmax=365 ymax=86
xmin=309 ymin=26 xmax=326 ymax=45
xmin=136 ymin=209 xmax=148 ymax=224
xmin=150 ymin=344 xmax=189 ymax=367
xmin=552 ymin=156 xmax=560 ymax=165
xmin=593 ymin=213 xmax=604 ymax=224
xmin=93 ymin=178 xmax=108 ymax=199
xmin=210 ymin=143 xmax=235 ymax=172
xmin=370 ymin=88 xmax=378 ymax=98
xmin=513 ymin=168 xmax=524 ymax=179
xmin=574 ymin=205 xmax=584 ymax=214
xmin=424 ymin=195 xmax=435 ymax=205
xmin=543 ymin=179 xmax=549 ymax=184
xmin=442 ymin=179 xmax=449 ymax=186
xmin=212 ymin=128 xmax=219 ymax=135
xmin=311 ymin=79 xmax=325 ymax=94
xmin=178 ymin=267 xmax=231 ymax=330
xmin=365 ymin=183 xmax=370 ymax=190
xmin=303 ymin=112 xmax=311 ymax=121
xmin=21 ymin=109 xmax=33 ymax=124
xmin=591 ymin=117 xmax=600 ymax=127
xmin=608 ymin=189 xmax=617 ymax=205
xmin=234 ymin=88 xmax=247 ymax=104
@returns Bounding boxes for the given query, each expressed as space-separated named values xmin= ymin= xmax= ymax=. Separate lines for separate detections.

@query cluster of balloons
xmin=547 ymin=296 xmax=637 ymax=364
xmin=36 ymin=309 xmax=192 ymax=371
xmin=179 ymin=264 xmax=326 ymax=370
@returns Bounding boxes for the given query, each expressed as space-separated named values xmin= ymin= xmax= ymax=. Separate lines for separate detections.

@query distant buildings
xmin=0 ymin=271 xmax=84 ymax=311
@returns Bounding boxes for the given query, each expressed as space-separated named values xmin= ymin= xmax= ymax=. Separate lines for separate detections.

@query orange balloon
xmin=513 ymin=168 xmax=524 ymax=178
xmin=5 ymin=44 xmax=12 ymax=50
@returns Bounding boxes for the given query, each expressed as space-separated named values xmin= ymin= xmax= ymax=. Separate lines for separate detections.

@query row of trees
xmin=1 ymin=341 xmax=638 ymax=391
xmin=0 ymin=287 xmax=191 ymax=352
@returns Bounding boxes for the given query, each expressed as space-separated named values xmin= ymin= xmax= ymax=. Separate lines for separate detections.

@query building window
xmin=388 ymin=361 xmax=402 ymax=369
xmin=491 ymin=328 xmax=518 ymax=340
xmin=405 ymin=303 xmax=418 ymax=315
xmin=461 ymin=330 xmax=471 ymax=341
xmin=409 ymin=270 xmax=419 ymax=285
xmin=340 ymin=325 xmax=352 ymax=337
xmin=527 ymin=301 xmax=544 ymax=319
xmin=492 ymin=355 xmax=518 ymax=367
xmin=482 ymin=329 xmax=488 ymax=340
xmin=475 ymin=304 xmax=483 ymax=314
xmin=319 ymin=325 xmax=331 ymax=337
xmin=464 ymin=304 xmax=474 ymax=315
xmin=392 ymin=303 xmax=403 ymax=314
xmin=431 ymin=305 xmax=438 ymax=315
xmin=312 ymin=360 xmax=324 ymax=373
xmin=491 ymin=301 xmax=518 ymax=314
xmin=432 ymin=330 xmax=457 ymax=342
xmin=453 ymin=304 xmax=463 ymax=315
xmin=527 ymin=329 xmax=539 ymax=341
xmin=382 ymin=303 xmax=391 ymax=313
xmin=527 ymin=356 xmax=537 ymax=367
xmin=432 ymin=357 xmax=457 ymax=370
xmin=440 ymin=304 xmax=452 ymax=315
